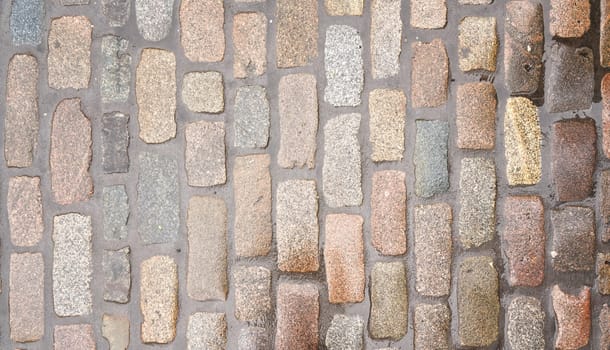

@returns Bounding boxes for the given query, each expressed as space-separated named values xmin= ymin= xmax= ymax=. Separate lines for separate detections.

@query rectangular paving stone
xmin=48 ymin=16 xmax=91 ymax=89
xmin=103 ymin=247 xmax=131 ymax=303
xmin=458 ymin=255 xmax=499 ymax=347
xmin=550 ymin=0 xmax=590 ymax=38
xmin=276 ymin=180 xmax=319 ymax=272
xmin=5 ymin=54 xmax=38 ymax=168
xmin=8 ymin=176 xmax=43 ymax=247
xmin=234 ymin=86 xmax=270 ymax=148
xmin=187 ymin=196 xmax=227 ymax=301
xmin=370 ymin=261 xmax=408 ymax=340
xmin=234 ymin=154 xmax=272 ymax=257
xmin=180 ymin=0 xmax=224 ymax=61
xmin=459 ymin=157 xmax=496 ymax=248
xmin=414 ymin=120 xmax=449 ymax=198
xmin=185 ymin=121 xmax=226 ymax=187
xmin=233 ymin=266 xmax=271 ymax=321
xmin=371 ymin=0 xmax=402 ymax=79
xmin=323 ymin=113 xmax=362 ymax=207
xmin=601 ymin=304 xmax=610 ymax=349
xmin=135 ymin=0 xmax=172 ymax=41
xmin=182 ymin=71 xmax=224 ymax=113
xmin=414 ymin=203 xmax=452 ymax=297
xmin=456 ymin=82 xmax=496 ymax=150
xmin=53 ymin=213 xmax=92 ymax=316
xmin=371 ymin=170 xmax=406 ymax=255
xmin=504 ymin=0 xmax=544 ymax=94
xmin=239 ymin=327 xmax=269 ymax=350
xmin=459 ymin=17 xmax=498 ymax=72
xmin=505 ymin=97 xmax=542 ymax=185
xmin=324 ymin=25 xmax=363 ymax=106
xmin=325 ymin=214 xmax=365 ymax=304
xmin=502 ymin=196 xmax=545 ymax=287
xmin=551 ymin=206 xmax=595 ymax=272
xmin=10 ymin=0 xmax=44 ymax=45
xmin=603 ymin=1 xmax=610 ymax=67
xmin=552 ymin=118 xmax=596 ymax=201
xmin=9 ymin=252 xmax=43 ymax=342
xmin=551 ymin=286 xmax=591 ymax=349
xmin=546 ymin=43 xmax=594 ymax=112
xmin=140 ymin=256 xmax=178 ymax=343
xmin=411 ymin=39 xmax=448 ymax=108
xmin=369 ymin=89 xmax=406 ymax=162
xmin=136 ymin=48 xmax=176 ymax=143
xmin=276 ymin=0 xmax=318 ymax=68
xmin=233 ymin=12 xmax=266 ymax=78
xmin=101 ymin=35 xmax=131 ymax=104
xmin=102 ymin=314 xmax=130 ymax=350
xmin=506 ymin=296 xmax=545 ymax=350
xmin=459 ymin=0 xmax=492 ymax=3
xmin=410 ymin=0 xmax=446 ymax=29
xmin=325 ymin=0 xmax=362 ymax=15
xmin=50 ymin=98 xmax=93 ymax=205
xmin=414 ymin=303 xmax=450 ymax=350
xmin=102 ymin=112 xmax=129 ymax=173
xmin=601 ymin=170 xmax=610 ymax=242
xmin=604 ymin=74 xmax=610 ymax=158
xmin=325 ymin=315 xmax=364 ymax=349
xmin=187 ymin=312 xmax=227 ymax=350
xmin=103 ymin=185 xmax=129 ymax=241
xmin=278 ymin=73 xmax=318 ymax=168
xmin=275 ymin=283 xmax=319 ymax=350
xmin=137 ymin=152 xmax=179 ymax=244
xmin=54 ymin=324 xmax=95 ymax=350
xmin=102 ymin=0 xmax=130 ymax=26
xmin=598 ymin=253 xmax=610 ymax=295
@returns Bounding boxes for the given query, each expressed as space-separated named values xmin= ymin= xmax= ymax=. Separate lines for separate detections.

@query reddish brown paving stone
xmin=546 ymin=44 xmax=594 ymax=113
xmin=551 ymin=206 xmax=595 ymax=272
xmin=600 ymin=170 xmax=610 ymax=242
xmin=9 ymin=252 xmax=44 ymax=342
xmin=47 ymin=16 xmax=91 ymax=89
xmin=180 ymin=0 xmax=224 ymax=62
xmin=455 ymin=82 xmax=497 ymax=150
xmin=551 ymin=285 xmax=591 ymax=349
xmin=371 ymin=170 xmax=406 ymax=256
xmin=550 ymin=0 xmax=590 ymax=38
xmin=411 ymin=39 xmax=448 ymax=108
xmin=140 ymin=255 xmax=178 ymax=343
xmin=602 ymin=74 xmax=610 ymax=158
xmin=276 ymin=0 xmax=318 ymax=68
xmin=185 ymin=121 xmax=226 ymax=187
xmin=233 ymin=12 xmax=267 ymax=78
xmin=54 ymin=324 xmax=95 ymax=350
xmin=275 ymin=283 xmax=319 ymax=350
xmin=8 ymin=176 xmax=43 ymax=247
xmin=597 ymin=253 xmax=610 ymax=295
xmin=600 ymin=304 xmax=610 ymax=349
xmin=602 ymin=1 xmax=610 ymax=67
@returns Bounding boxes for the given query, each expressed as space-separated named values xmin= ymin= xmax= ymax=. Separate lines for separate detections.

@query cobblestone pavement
xmin=3 ymin=0 xmax=610 ymax=349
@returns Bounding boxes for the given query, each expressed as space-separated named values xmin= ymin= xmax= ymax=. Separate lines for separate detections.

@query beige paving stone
xmin=185 ymin=121 xmax=226 ymax=187
xmin=48 ymin=16 xmax=91 ymax=89
xmin=325 ymin=0 xmax=362 ymax=15
xmin=182 ymin=71 xmax=224 ymax=113
xmin=371 ymin=170 xmax=407 ymax=255
xmin=411 ymin=39 xmax=448 ymax=108
xmin=410 ymin=0 xmax=446 ymax=29
xmin=369 ymin=261 xmax=408 ymax=340
xmin=8 ymin=176 xmax=43 ymax=247
xmin=233 ymin=266 xmax=271 ymax=321
xmin=276 ymin=0 xmax=318 ymax=68
xmin=551 ymin=285 xmax=591 ymax=349
xmin=54 ymin=324 xmax=95 ymax=350
xmin=10 ymin=252 xmax=44 ymax=342
xmin=505 ymin=97 xmax=542 ymax=185
xmin=459 ymin=16 xmax=498 ymax=72
xmin=233 ymin=12 xmax=266 ymax=78
xmin=140 ymin=255 xmax=178 ymax=343
xmin=102 ymin=314 xmax=130 ymax=350
xmin=371 ymin=0 xmax=402 ymax=79
xmin=180 ymin=0 xmax=224 ymax=62
xmin=414 ymin=303 xmax=450 ymax=349
xmin=456 ymin=82 xmax=496 ymax=150
xmin=598 ymin=253 xmax=610 ymax=295
xmin=603 ymin=1 xmax=610 ymax=67
xmin=187 ymin=313 xmax=227 ymax=350
xmin=550 ymin=0 xmax=590 ymax=38
xmin=275 ymin=283 xmax=319 ymax=349
xmin=369 ymin=89 xmax=406 ymax=162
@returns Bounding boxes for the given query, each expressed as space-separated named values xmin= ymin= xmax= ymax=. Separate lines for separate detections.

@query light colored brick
xmin=414 ymin=303 xmax=450 ymax=349
xmin=371 ymin=0 xmax=402 ymax=79
xmin=8 ymin=176 xmax=43 ymax=247
xmin=135 ymin=0 xmax=173 ymax=41
xmin=10 ymin=253 xmax=44 ymax=342
xmin=185 ymin=121 xmax=226 ymax=187
xmin=369 ymin=89 xmax=406 ymax=162
xmin=140 ymin=255 xmax=178 ymax=343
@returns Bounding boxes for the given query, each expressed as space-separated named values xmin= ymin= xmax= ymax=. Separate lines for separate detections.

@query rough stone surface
xmin=180 ymin=0 xmax=224 ymax=61
xmin=239 ymin=327 xmax=269 ymax=350
xmin=102 ymin=0 xmax=130 ymax=27
xmin=458 ymin=256 xmax=499 ymax=347
xmin=48 ymin=16 xmax=91 ymax=89
xmin=323 ymin=113 xmax=362 ymax=207
xmin=276 ymin=0 xmax=318 ymax=68
xmin=411 ymin=39 xmax=448 ymax=108
xmin=598 ymin=253 xmax=610 ymax=295
xmin=102 ymin=314 xmax=130 ymax=350
xmin=458 ymin=157 xmax=496 ymax=248
xmin=101 ymin=35 xmax=131 ymax=104
xmin=185 ymin=121 xmax=226 ymax=187
xmin=552 ymin=118 xmax=597 ymax=201
xmin=52 ymin=213 xmax=93 ymax=317
xmin=604 ymin=74 xmax=610 ymax=158
xmin=187 ymin=313 xmax=227 ymax=350
xmin=234 ymin=155 xmax=272 ymax=257
xmin=54 ymin=325 xmax=95 ymax=350
xmin=551 ymin=206 xmax=595 ymax=272
xmin=140 ymin=256 xmax=178 ymax=343
xmin=325 ymin=315 xmax=364 ymax=349
xmin=550 ymin=0 xmax=590 ymax=38
xmin=187 ymin=196 xmax=227 ymax=301
xmin=410 ymin=0 xmax=446 ymax=29
xmin=414 ymin=120 xmax=449 ymax=198
xmin=102 ymin=112 xmax=130 ymax=173
xmin=369 ymin=89 xmax=406 ymax=162
xmin=371 ymin=0 xmax=402 ymax=79
xmin=10 ymin=0 xmax=44 ymax=45
xmin=9 ymin=252 xmax=44 ymax=342
xmin=137 ymin=152 xmax=179 ymax=244
xmin=234 ymin=86 xmax=269 ymax=148
xmin=182 ymin=71 xmax=224 ymax=113
xmin=414 ymin=203 xmax=452 ymax=297
xmin=369 ymin=261 xmax=408 ymax=340
xmin=103 ymin=247 xmax=131 ymax=303
xmin=546 ymin=44 xmax=594 ymax=113
xmin=505 ymin=97 xmax=542 ymax=185
xmin=603 ymin=1 xmax=610 ymax=67
xmin=135 ymin=0 xmax=172 ymax=41
xmin=502 ymin=196 xmax=545 ymax=287
xmin=601 ymin=305 xmax=610 ymax=349
xmin=278 ymin=74 xmax=318 ymax=169
xmin=233 ymin=12 xmax=266 ymax=78
xmin=459 ymin=0 xmax=492 ymax=3
xmin=413 ymin=303 xmax=450 ymax=350
xmin=325 ymin=0 xmax=362 ymax=15
xmin=233 ymin=266 xmax=271 ymax=321
xmin=103 ymin=185 xmax=129 ymax=241
xmin=551 ymin=286 xmax=591 ymax=349
xmin=275 ymin=283 xmax=319 ymax=350
xmin=506 ymin=296 xmax=545 ymax=350
xmin=5 ymin=54 xmax=38 ymax=168
xmin=8 ymin=176 xmax=43 ymax=247
xmin=324 ymin=25 xmax=363 ymax=106
xmin=455 ymin=82 xmax=496 ymax=150
xmin=601 ymin=170 xmax=610 ymax=242
xmin=459 ymin=17 xmax=498 ymax=72
xmin=276 ymin=180 xmax=319 ymax=272
xmin=371 ymin=170 xmax=407 ymax=255
xmin=504 ymin=0 xmax=544 ymax=94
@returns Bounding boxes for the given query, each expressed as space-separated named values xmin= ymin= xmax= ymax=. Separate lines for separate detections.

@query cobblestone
xmin=239 ymin=327 xmax=269 ymax=350
xmin=102 ymin=112 xmax=130 ymax=173
xmin=135 ymin=0 xmax=172 ymax=41
xmin=371 ymin=0 xmax=402 ymax=79
xmin=551 ymin=206 xmax=595 ymax=272
xmin=180 ymin=0 xmax=224 ymax=61
xmin=546 ymin=44 xmax=594 ymax=113
xmin=102 ymin=314 xmax=130 ymax=350
xmin=597 ymin=253 xmax=610 ymax=295
xmin=505 ymin=97 xmax=542 ymax=185
xmin=233 ymin=266 xmax=271 ymax=321
xmin=102 ymin=0 xmax=130 ymax=27
xmin=233 ymin=12 xmax=266 ymax=79
xmin=103 ymin=185 xmax=129 ymax=241
xmin=411 ymin=39 xmax=448 ymax=108
xmin=369 ymin=89 xmax=406 ymax=162
xmin=182 ymin=71 xmax=224 ymax=114
xmin=371 ymin=170 xmax=407 ymax=255
xmin=275 ymin=283 xmax=319 ymax=349
xmin=455 ymin=82 xmax=496 ymax=150
xmin=276 ymin=0 xmax=318 ymax=68
xmin=101 ymin=35 xmax=130 ymax=104
xmin=410 ymin=0 xmax=446 ymax=29
xmin=234 ymin=86 xmax=270 ymax=148
xmin=325 ymin=0 xmax=363 ymax=15
xmin=10 ymin=0 xmax=44 ymax=45
xmin=48 ymin=16 xmax=91 ymax=89
xmin=324 ymin=25 xmax=363 ymax=107
xmin=140 ymin=255 xmax=178 ymax=343
xmin=414 ymin=303 xmax=450 ymax=350
xmin=325 ymin=315 xmax=364 ymax=349
xmin=185 ymin=121 xmax=226 ymax=187
xmin=9 ymin=253 xmax=44 ymax=342
xmin=506 ymin=296 xmax=545 ymax=350
xmin=551 ymin=285 xmax=591 ymax=349
xmin=414 ymin=120 xmax=449 ymax=198
xmin=459 ymin=17 xmax=498 ymax=72
xmin=102 ymin=247 xmax=131 ymax=303
xmin=8 ymin=176 xmax=43 ymax=247
xmin=187 ymin=312 xmax=227 ymax=350
xmin=369 ymin=261 xmax=408 ymax=340
xmin=550 ymin=0 xmax=590 ymax=38
xmin=54 ymin=324 xmax=95 ymax=350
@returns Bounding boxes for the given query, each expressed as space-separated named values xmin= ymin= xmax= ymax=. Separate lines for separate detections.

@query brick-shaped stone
xmin=323 ymin=113 xmax=362 ymax=207
xmin=187 ymin=313 xmax=227 ymax=350
xmin=546 ymin=44 xmax=594 ymax=113
xmin=54 ymin=325 xmax=95 ymax=350
xmin=233 ymin=266 xmax=271 ymax=321
xmin=325 ymin=0 xmax=362 ymax=15
xmin=180 ymin=0 xmax=224 ymax=61
xmin=5 ymin=54 xmax=38 ymax=167
xmin=505 ymin=97 xmax=542 ymax=185
xmin=411 ymin=39 xmax=448 ymax=108
xmin=459 ymin=157 xmax=496 ymax=248
xmin=187 ymin=196 xmax=227 ymax=301
xmin=369 ymin=261 xmax=408 ymax=340
xmin=324 ymin=25 xmax=363 ymax=106
xmin=278 ymin=74 xmax=318 ymax=168
xmin=414 ymin=303 xmax=450 ymax=350
xmin=275 ymin=283 xmax=319 ymax=349
xmin=414 ymin=203 xmax=452 ymax=297
xmin=234 ymin=154 xmax=272 ymax=257
xmin=506 ymin=296 xmax=545 ymax=350
xmin=48 ymin=16 xmax=91 ymax=89
xmin=135 ymin=0 xmax=172 ymax=41
xmin=456 ymin=82 xmax=496 ymax=150
xmin=233 ymin=12 xmax=266 ymax=78
xmin=551 ymin=206 xmax=595 ymax=272
xmin=552 ymin=118 xmax=596 ymax=201
xmin=369 ymin=89 xmax=406 ymax=161
xmin=603 ymin=1 xmax=610 ymax=67
xmin=102 ymin=314 xmax=130 ymax=350
xmin=102 ymin=0 xmax=130 ymax=27
xmin=604 ymin=74 xmax=610 ymax=158
xmin=239 ymin=327 xmax=269 ymax=350
xmin=10 ymin=0 xmax=44 ymax=45
xmin=459 ymin=17 xmax=498 ymax=72
xmin=185 ymin=121 xmax=226 ymax=187
xmin=601 ymin=305 xmax=610 ymax=349
xmin=371 ymin=0 xmax=402 ymax=79
xmin=102 ymin=112 xmax=129 ymax=173
xmin=325 ymin=315 xmax=364 ymax=349
xmin=459 ymin=0 xmax=492 ymax=3
xmin=10 ymin=252 xmax=43 ymax=342
xmin=103 ymin=247 xmax=131 ymax=303
xmin=182 ymin=71 xmax=224 ymax=113
xmin=502 ymin=196 xmax=545 ymax=287
xmin=414 ymin=120 xmax=449 ymax=198
xmin=551 ymin=285 xmax=591 ymax=349
xmin=276 ymin=0 xmax=318 ymax=68
xmin=234 ymin=86 xmax=269 ymax=148
xmin=140 ymin=256 xmax=178 ymax=343
xmin=8 ymin=176 xmax=43 ymax=247
xmin=458 ymin=256 xmax=499 ymax=347
xmin=103 ymin=185 xmax=128 ymax=241
xmin=101 ymin=35 xmax=131 ymax=104
xmin=601 ymin=170 xmax=610 ymax=242
xmin=410 ymin=0 xmax=446 ymax=29
xmin=371 ymin=170 xmax=406 ymax=255
xmin=277 ymin=180 xmax=319 ymax=272
xmin=550 ymin=0 xmax=590 ymax=38
xmin=598 ymin=253 xmax=610 ymax=295
xmin=53 ymin=213 xmax=92 ymax=316
xmin=136 ymin=48 xmax=176 ymax=143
